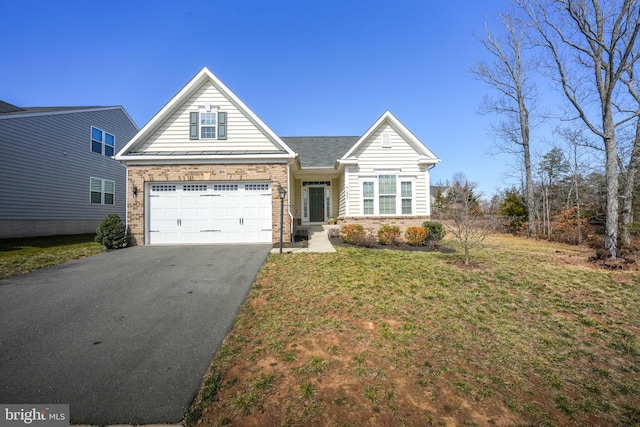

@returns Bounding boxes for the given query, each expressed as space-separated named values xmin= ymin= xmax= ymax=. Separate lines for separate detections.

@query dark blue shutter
xmin=218 ymin=111 xmax=227 ymax=140
xmin=189 ymin=112 xmax=199 ymax=140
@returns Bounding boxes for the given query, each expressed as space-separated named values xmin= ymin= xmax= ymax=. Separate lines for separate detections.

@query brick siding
xmin=126 ymin=163 xmax=290 ymax=245
xmin=337 ymin=216 xmax=431 ymax=234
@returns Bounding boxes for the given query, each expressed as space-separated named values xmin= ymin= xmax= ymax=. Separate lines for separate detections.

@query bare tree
xmin=442 ymin=176 xmax=500 ymax=265
xmin=516 ymin=0 xmax=640 ymax=258
xmin=619 ymin=69 xmax=640 ymax=246
xmin=473 ymin=12 xmax=539 ymax=237
xmin=555 ymin=127 xmax=597 ymax=243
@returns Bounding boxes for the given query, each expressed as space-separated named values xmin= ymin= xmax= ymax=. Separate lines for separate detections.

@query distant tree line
xmin=470 ymin=0 xmax=640 ymax=259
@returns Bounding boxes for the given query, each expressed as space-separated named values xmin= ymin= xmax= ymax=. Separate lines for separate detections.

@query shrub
xmin=327 ymin=227 xmax=340 ymax=239
xmin=405 ymin=226 xmax=428 ymax=246
xmin=95 ymin=213 xmax=129 ymax=249
xmin=355 ymin=232 xmax=378 ymax=248
xmin=423 ymin=221 xmax=445 ymax=242
xmin=340 ymin=224 xmax=365 ymax=244
xmin=377 ymin=225 xmax=401 ymax=245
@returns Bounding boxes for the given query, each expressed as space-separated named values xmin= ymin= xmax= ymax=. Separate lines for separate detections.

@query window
xmin=378 ymin=175 xmax=396 ymax=215
xmin=91 ymin=127 xmax=115 ymax=156
xmin=401 ymin=181 xmax=412 ymax=214
xmin=360 ymin=175 xmax=414 ymax=215
xmin=362 ymin=181 xmax=374 ymax=215
xmin=190 ymin=108 xmax=227 ymax=140
xmin=90 ymin=177 xmax=115 ymax=205
xmin=201 ymin=111 xmax=217 ymax=139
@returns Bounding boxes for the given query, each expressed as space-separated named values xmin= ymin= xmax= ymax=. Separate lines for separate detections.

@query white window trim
xmin=90 ymin=177 xmax=115 ymax=205
xmin=91 ymin=126 xmax=115 ymax=157
xmin=400 ymin=179 xmax=415 ymax=215
xmin=359 ymin=173 xmax=415 ymax=216
xmin=199 ymin=105 xmax=218 ymax=139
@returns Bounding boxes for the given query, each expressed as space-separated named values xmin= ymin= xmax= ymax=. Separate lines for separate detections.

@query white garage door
xmin=148 ymin=182 xmax=272 ymax=244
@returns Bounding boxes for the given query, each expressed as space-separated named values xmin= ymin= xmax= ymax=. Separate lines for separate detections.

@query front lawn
xmin=188 ymin=234 xmax=640 ymax=426
xmin=0 ymin=234 xmax=105 ymax=279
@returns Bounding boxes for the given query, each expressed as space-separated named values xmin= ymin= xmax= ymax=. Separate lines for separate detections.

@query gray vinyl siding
xmin=0 ymin=108 xmax=138 ymax=222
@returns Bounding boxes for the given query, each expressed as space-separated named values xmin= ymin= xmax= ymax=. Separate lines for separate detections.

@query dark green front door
xmin=309 ymin=187 xmax=325 ymax=222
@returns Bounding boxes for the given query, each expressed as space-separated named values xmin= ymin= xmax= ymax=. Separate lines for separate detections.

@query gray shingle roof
xmin=0 ymin=100 xmax=106 ymax=115
xmin=0 ymin=100 xmax=22 ymax=114
xmin=281 ymin=136 xmax=359 ymax=168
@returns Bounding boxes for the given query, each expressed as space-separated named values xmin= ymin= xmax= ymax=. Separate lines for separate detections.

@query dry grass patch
xmin=188 ymin=235 xmax=640 ymax=426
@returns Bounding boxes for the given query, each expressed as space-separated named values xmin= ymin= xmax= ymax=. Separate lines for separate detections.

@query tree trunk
xmin=523 ymin=121 xmax=536 ymax=237
xmin=620 ymin=119 xmax=640 ymax=247
xmin=604 ymin=118 xmax=619 ymax=258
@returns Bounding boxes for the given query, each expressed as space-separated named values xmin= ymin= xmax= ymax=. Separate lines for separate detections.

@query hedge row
xmin=336 ymin=221 xmax=445 ymax=248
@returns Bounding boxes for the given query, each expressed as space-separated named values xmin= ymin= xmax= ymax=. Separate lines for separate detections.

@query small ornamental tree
xmin=442 ymin=177 xmax=499 ymax=265
xmin=95 ymin=213 xmax=129 ymax=249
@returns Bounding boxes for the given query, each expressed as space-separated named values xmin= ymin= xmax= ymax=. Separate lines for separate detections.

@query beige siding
xmin=338 ymin=173 xmax=346 ymax=217
xmin=346 ymin=123 xmax=429 ymax=216
xmin=330 ymin=178 xmax=340 ymax=218
xmin=136 ymin=81 xmax=281 ymax=153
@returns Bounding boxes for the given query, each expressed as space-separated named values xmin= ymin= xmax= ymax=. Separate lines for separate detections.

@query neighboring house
xmin=115 ymin=67 xmax=440 ymax=245
xmin=0 ymin=100 xmax=138 ymax=238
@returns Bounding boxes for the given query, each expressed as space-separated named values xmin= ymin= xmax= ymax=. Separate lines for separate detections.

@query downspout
xmin=286 ymin=159 xmax=296 ymax=241
xmin=426 ymin=163 xmax=436 ymax=217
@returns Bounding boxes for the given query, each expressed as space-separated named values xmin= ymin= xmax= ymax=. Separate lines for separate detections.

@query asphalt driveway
xmin=0 ymin=244 xmax=271 ymax=425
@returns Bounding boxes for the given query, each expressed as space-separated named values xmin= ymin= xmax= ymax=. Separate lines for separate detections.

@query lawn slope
xmin=189 ymin=235 xmax=640 ymax=426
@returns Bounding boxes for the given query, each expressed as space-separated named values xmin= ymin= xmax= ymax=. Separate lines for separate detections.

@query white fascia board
xmin=117 ymin=67 xmax=296 ymax=159
xmin=118 ymin=153 xmax=294 ymax=163
xmin=340 ymin=110 xmax=441 ymax=163
xmin=341 ymin=111 xmax=391 ymax=160
xmin=116 ymin=69 xmax=211 ymax=157
xmin=202 ymin=68 xmax=297 ymax=157
xmin=418 ymin=157 xmax=441 ymax=166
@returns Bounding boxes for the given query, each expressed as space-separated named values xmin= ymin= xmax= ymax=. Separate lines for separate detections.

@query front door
xmin=309 ymin=187 xmax=325 ymax=222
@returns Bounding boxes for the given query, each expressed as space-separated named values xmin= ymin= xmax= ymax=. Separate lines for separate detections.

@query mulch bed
xmin=329 ymin=237 xmax=455 ymax=253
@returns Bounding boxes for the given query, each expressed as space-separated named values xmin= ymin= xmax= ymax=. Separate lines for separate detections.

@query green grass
xmin=0 ymin=234 xmax=105 ymax=279
xmin=187 ymin=234 xmax=640 ymax=426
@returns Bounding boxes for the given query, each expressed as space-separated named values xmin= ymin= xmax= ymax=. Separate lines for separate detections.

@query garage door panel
xmin=148 ymin=181 xmax=272 ymax=244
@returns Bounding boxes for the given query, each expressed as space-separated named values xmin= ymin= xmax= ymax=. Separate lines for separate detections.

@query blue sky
xmin=1 ymin=0 xmax=515 ymax=196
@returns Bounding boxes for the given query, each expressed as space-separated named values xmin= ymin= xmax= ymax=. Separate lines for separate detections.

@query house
xmin=0 ymin=101 xmax=138 ymax=238
xmin=115 ymin=67 xmax=440 ymax=245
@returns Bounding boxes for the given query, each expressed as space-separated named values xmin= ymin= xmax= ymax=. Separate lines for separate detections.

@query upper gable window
xmin=190 ymin=107 xmax=227 ymax=140
xmin=91 ymin=127 xmax=115 ymax=156
xmin=201 ymin=110 xmax=217 ymax=138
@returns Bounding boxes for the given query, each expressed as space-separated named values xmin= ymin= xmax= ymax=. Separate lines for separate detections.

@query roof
xmin=281 ymin=136 xmax=359 ymax=168
xmin=0 ymin=100 xmax=22 ymax=113
xmin=0 ymin=100 xmax=127 ymax=120
xmin=341 ymin=110 xmax=440 ymax=165
xmin=116 ymin=67 xmax=296 ymax=161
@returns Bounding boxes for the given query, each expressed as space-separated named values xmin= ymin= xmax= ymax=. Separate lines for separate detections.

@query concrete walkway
xmin=271 ymin=225 xmax=337 ymax=253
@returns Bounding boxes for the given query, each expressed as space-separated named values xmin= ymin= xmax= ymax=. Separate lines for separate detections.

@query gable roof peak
xmin=116 ymin=67 xmax=296 ymax=159
xmin=340 ymin=110 xmax=440 ymax=163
